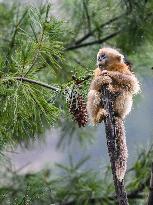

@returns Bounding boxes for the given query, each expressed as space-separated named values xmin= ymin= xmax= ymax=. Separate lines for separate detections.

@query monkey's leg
xmin=95 ymin=108 xmax=108 ymax=124
xmin=113 ymin=93 xmax=133 ymax=119
xmin=87 ymin=90 xmax=100 ymax=124
xmin=87 ymin=90 xmax=107 ymax=124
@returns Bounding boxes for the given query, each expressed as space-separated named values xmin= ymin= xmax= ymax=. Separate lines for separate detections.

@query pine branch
xmin=71 ymin=74 xmax=91 ymax=85
xmin=65 ymin=31 xmax=121 ymax=51
xmin=72 ymin=13 xmax=125 ymax=46
xmin=5 ymin=9 xmax=28 ymax=69
xmin=24 ymin=52 xmax=39 ymax=76
xmin=15 ymin=77 xmax=60 ymax=92
xmin=15 ymin=75 xmax=90 ymax=92
xmin=24 ymin=5 xmax=51 ymax=77
xmin=83 ymin=0 xmax=91 ymax=33
xmin=147 ymin=163 xmax=153 ymax=205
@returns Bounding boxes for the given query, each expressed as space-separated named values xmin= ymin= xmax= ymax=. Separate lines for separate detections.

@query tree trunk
xmin=101 ymin=85 xmax=129 ymax=205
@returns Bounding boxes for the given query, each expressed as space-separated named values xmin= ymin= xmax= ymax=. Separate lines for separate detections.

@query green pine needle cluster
xmin=0 ymin=4 xmax=65 ymax=145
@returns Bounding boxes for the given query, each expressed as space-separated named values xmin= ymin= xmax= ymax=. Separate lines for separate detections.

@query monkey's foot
xmin=95 ymin=108 xmax=108 ymax=124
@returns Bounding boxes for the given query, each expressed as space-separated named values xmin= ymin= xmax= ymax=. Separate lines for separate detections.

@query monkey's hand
xmin=90 ymin=75 xmax=112 ymax=90
xmin=100 ymin=70 xmax=108 ymax=76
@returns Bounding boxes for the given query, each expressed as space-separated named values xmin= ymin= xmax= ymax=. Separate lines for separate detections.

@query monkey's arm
xmin=107 ymin=71 xmax=140 ymax=94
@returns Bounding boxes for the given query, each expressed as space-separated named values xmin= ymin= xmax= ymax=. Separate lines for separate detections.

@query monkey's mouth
xmin=98 ymin=64 xmax=105 ymax=70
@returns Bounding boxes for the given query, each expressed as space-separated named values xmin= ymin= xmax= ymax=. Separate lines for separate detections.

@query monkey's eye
xmin=101 ymin=54 xmax=106 ymax=58
xmin=98 ymin=54 xmax=106 ymax=61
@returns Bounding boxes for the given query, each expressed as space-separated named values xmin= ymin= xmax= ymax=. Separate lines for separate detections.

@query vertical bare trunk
xmin=101 ymin=85 xmax=129 ymax=205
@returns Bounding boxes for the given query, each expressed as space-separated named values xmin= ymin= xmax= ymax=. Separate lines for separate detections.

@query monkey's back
xmin=113 ymin=91 xmax=133 ymax=119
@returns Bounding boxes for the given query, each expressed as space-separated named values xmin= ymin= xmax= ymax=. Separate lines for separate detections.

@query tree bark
xmin=101 ymin=85 xmax=129 ymax=205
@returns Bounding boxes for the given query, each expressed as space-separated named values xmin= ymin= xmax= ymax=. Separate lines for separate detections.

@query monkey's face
xmin=97 ymin=48 xmax=124 ymax=70
xmin=97 ymin=52 xmax=108 ymax=69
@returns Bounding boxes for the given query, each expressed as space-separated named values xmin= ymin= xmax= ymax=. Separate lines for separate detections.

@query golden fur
xmin=87 ymin=47 xmax=140 ymax=124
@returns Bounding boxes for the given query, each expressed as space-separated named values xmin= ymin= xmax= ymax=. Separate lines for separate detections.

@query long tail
xmin=114 ymin=117 xmax=128 ymax=181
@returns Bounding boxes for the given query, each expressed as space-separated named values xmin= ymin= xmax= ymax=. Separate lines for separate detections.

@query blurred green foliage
xmin=0 ymin=145 xmax=152 ymax=204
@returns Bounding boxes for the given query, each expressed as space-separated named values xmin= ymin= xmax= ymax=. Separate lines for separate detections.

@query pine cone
xmin=66 ymin=87 xmax=88 ymax=127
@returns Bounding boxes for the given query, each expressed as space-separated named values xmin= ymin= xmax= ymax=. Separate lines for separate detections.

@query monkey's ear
xmin=116 ymin=55 xmax=121 ymax=61
xmin=124 ymin=57 xmax=133 ymax=71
